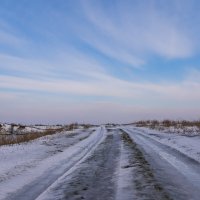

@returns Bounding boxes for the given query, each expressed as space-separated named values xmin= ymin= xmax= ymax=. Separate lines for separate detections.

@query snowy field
xmin=0 ymin=125 xmax=200 ymax=200
xmin=133 ymin=121 xmax=200 ymax=135
xmin=0 ymin=123 xmax=63 ymax=135
xmin=128 ymin=126 xmax=200 ymax=163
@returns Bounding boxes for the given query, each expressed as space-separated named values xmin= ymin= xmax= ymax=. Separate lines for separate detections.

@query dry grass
xmin=134 ymin=120 xmax=200 ymax=128
xmin=133 ymin=120 xmax=200 ymax=134
xmin=0 ymin=123 xmax=81 ymax=146
xmin=0 ymin=128 xmax=62 ymax=146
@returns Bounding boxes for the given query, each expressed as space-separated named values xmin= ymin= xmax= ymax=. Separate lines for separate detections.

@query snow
xmin=123 ymin=126 xmax=200 ymax=200
xmin=126 ymin=126 xmax=200 ymax=163
xmin=134 ymin=124 xmax=200 ymax=135
xmin=0 ymin=127 xmax=104 ymax=200
xmin=0 ymin=123 xmax=63 ymax=135
xmin=164 ymin=125 xmax=200 ymax=135
xmin=0 ymin=123 xmax=11 ymax=134
xmin=1 ymin=125 xmax=200 ymax=199
xmin=116 ymin=136 xmax=136 ymax=200
xmin=36 ymin=126 xmax=106 ymax=200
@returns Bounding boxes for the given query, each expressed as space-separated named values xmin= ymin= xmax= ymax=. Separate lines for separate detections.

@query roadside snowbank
xmin=128 ymin=126 xmax=200 ymax=163
xmin=0 ymin=127 xmax=102 ymax=199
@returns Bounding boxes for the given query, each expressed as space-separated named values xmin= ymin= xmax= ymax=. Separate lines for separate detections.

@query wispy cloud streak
xmin=0 ymin=0 xmax=200 ymax=123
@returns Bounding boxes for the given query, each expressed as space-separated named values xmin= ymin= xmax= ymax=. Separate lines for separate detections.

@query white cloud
xmin=79 ymin=0 xmax=195 ymax=63
xmin=0 ymin=49 xmax=106 ymax=80
xmin=0 ymin=1 xmax=199 ymax=123
xmin=1 ymin=65 xmax=200 ymax=123
xmin=1 ymin=69 xmax=200 ymax=103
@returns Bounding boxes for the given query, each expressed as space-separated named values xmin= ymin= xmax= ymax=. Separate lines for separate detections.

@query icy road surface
xmin=1 ymin=126 xmax=200 ymax=200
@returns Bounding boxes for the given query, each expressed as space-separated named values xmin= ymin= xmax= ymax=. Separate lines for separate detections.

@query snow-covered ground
xmin=128 ymin=126 xmax=200 ymax=163
xmin=1 ymin=125 xmax=200 ymax=200
xmin=0 ymin=123 xmax=11 ymax=134
xmin=123 ymin=126 xmax=200 ymax=200
xmin=161 ymin=125 xmax=200 ymax=135
xmin=0 ymin=123 xmax=63 ymax=135
xmin=134 ymin=123 xmax=200 ymax=135
xmin=0 ymin=127 xmax=104 ymax=200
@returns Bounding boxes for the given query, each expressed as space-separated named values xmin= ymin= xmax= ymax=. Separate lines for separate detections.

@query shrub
xmin=0 ymin=128 xmax=63 ymax=146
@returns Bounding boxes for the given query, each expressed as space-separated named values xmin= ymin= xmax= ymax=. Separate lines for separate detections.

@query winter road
xmin=1 ymin=126 xmax=200 ymax=200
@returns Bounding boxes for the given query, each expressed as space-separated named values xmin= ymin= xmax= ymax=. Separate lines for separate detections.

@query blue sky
xmin=0 ymin=0 xmax=200 ymax=124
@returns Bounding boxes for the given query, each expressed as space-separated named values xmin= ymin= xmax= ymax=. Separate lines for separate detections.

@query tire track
xmin=124 ymin=127 xmax=200 ymax=200
xmin=39 ymin=131 xmax=121 ymax=200
xmin=5 ymin=127 xmax=104 ymax=200
xmin=119 ymin=130 xmax=171 ymax=200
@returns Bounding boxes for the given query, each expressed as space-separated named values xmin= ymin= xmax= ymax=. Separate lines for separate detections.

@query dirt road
xmin=2 ymin=127 xmax=200 ymax=200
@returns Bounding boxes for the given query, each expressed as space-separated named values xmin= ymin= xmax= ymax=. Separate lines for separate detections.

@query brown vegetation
xmin=0 ymin=128 xmax=61 ymax=146
xmin=133 ymin=120 xmax=200 ymax=134
xmin=134 ymin=120 xmax=200 ymax=128
xmin=0 ymin=123 xmax=82 ymax=146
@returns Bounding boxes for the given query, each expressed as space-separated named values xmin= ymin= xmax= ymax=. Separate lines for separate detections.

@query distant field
xmin=0 ymin=123 xmax=91 ymax=145
xmin=132 ymin=120 xmax=200 ymax=135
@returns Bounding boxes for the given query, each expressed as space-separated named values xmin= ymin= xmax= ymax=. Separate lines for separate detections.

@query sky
xmin=0 ymin=0 xmax=200 ymax=124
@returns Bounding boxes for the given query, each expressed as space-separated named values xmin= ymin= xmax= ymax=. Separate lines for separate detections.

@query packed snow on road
xmin=0 ymin=125 xmax=200 ymax=200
